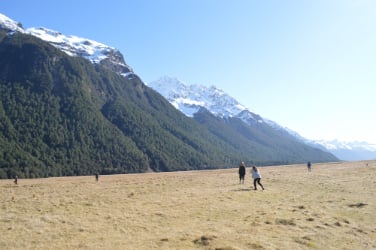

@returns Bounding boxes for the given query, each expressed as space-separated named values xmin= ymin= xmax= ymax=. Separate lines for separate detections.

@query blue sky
xmin=2 ymin=0 xmax=376 ymax=143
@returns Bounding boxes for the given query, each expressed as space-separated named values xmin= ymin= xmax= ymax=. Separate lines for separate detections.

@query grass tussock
xmin=1 ymin=160 xmax=376 ymax=249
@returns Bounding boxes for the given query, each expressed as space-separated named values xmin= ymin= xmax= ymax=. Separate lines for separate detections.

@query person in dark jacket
xmin=238 ymin=162 xmax=246 ymax=184
xmin=307 ymin=161 xmax=312 ymax=172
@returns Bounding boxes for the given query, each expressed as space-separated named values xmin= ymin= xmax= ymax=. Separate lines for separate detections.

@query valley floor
xmin=1 ymin=161 xmax=375 ymax=249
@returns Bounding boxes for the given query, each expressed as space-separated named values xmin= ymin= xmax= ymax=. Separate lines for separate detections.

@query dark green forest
xmin=0 ymin=30 xmax=337 ymax=179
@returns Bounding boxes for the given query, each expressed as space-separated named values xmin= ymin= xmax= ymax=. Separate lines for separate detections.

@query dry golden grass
xmin=1 ymin=161 xmax=375 ymax=249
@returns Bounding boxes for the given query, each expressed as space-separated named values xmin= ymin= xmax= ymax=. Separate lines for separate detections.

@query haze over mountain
xmin=309 ymin=140 xmax=376 ymax=161
xmin=0 ymin=13 xmax=337 ymax=178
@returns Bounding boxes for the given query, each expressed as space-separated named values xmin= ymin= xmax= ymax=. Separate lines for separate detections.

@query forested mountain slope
xmin=0 ymin=31 xmax=248 ymax=178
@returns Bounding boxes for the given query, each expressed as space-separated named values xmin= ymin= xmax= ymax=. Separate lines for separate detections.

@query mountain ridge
xmin=0 ymin=13 xmax=133 ymax=77
xmin=149 ymin=76 xmax=297 ymax=131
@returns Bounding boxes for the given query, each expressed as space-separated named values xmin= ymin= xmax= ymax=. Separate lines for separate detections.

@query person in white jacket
xmin=251 ymin=166 xmax=264 ymax=190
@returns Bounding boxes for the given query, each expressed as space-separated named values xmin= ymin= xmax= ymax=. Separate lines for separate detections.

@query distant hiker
xmin=251 ymin=166 xmax=264 ymax=190
xmin=238 ymin=162 xmax=246 ymax=184
xmin=307 ymin=161 xmax=312 ymax=172
xmin=14 ymin=175 xmax=18 ymax=185
xmin=95 ymin=173 xmax=99 ymax=182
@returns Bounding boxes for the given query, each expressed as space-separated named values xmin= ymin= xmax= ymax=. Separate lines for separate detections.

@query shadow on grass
xmin=232 ymin=188 xmax=253 ymax=192
xmin=348 ymin=202 xmax=367 ymax=208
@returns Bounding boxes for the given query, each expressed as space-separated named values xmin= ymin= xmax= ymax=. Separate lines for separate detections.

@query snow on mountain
xmin=148 ymin=76 xmax=309 ymax=131
xmin=148 ymin=76 xmax=262 ymax=124
xmin=0 ymin=13 xmax=24 ymax=33
xmin=314 ymin=140 xmax=376 ymax=151
xmin=310 ymin=140 xmax=376 ymax=161
xmin=0 ymin=13 xmax=133 ymax=77
xmin=27 ymin=27 xmax=111 ymax=62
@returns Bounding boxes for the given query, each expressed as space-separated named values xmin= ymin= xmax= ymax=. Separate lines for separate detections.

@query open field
xmin=1 ymin=161 xmax=375 ymax=249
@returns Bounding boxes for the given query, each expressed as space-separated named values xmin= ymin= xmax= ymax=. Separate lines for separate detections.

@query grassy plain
xmin=1 ymin=161 xmax=375 ymax=249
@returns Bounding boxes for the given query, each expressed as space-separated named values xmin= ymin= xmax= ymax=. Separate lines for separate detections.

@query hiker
xmin=238 ymin=162 xmax=246 ymax=184
xmin=251 ymin=166 xmax=264 ymax=190
xmin=307 ymin=161 xmax=312 ymax=172
xmin=14 ymin=175 xmax=18 ymax=185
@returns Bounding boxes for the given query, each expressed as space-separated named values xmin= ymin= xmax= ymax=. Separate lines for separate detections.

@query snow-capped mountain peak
xmin=27 ymin=27 xmax=110 ymax=61
xmin=0 ymin=13 xmax=24 ymax=33
xmin=0 ymin=13 xmax=133 ymax=77
xmin=148 ymin=76 xmax=262 ymax=124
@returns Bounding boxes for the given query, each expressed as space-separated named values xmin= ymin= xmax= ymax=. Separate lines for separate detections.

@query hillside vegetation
xmin=0 ymin=31 xmax=244 ymax=178
xmin=194 ymin=110 xmax=337 ymax=165
xmin=1 ymin=161 xmax=375 ymax=249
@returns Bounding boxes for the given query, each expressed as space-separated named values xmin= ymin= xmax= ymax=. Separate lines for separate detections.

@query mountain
xmin=148 ymin=76 xmax=286 ymax=128
xmin=0 ymin=13 xmax=337 ymax=179
xmin=147 ymin=76 xmax=250 ymax=118
xmin=309 ymin=140 xmax=376 ymax=161
xmin=147 ymin=76 xmax=288 ymax=130
xmin=148 ymin=76 xmax=338 ymax=164
xmin=0 ymin=13 xmax=133 ymax=77
xmin=0 ymin=13 xmax=24 ymax=32
xmin=148 ymin=76 xmax=376 ymax=162
xmin=0 ymin=13 xmax=261 ymax=178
